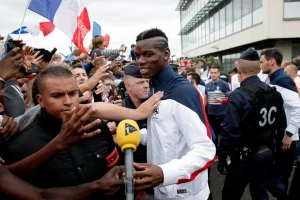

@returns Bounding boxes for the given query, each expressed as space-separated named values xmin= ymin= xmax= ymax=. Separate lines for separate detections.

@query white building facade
xmin=177 ymin=0 xmax=300 ymax=71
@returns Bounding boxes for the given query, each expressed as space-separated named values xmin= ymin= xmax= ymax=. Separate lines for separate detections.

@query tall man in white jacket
xmin=132 ymin=28 xmax=216 ymax=200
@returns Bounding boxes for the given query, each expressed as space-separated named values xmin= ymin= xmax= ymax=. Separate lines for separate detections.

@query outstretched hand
xmin=135 ymin=91 xmax=163 ymax=120
xmin=0 ymin=47 xmax=23 ymax=80
xmin=55 ymin=105 xmax=102 ymax=150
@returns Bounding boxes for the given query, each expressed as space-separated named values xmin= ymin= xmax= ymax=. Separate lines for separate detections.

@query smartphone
xmin=25 ymin=64 xmax=39 ymax=75
xmin=6 ymin=42 xmax=17 ymax=52
xmin=20 ymin=64 xmax=39 ymax=75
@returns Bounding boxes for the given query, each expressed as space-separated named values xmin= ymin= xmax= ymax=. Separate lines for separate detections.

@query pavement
xmin=210 ymin=161 xmax=277 ymax=200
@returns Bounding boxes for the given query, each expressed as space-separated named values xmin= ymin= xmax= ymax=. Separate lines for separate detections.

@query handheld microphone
xmin=116 ymin=119 xmax=140 ymax=200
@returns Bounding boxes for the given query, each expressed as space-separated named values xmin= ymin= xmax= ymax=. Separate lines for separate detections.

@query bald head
xmin=284 ymin=64 xmax=298 ymax=79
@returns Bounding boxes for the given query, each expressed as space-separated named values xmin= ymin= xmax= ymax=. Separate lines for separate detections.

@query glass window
xmin=292 ymin=42 xmax=300 ymax=58
xmin=242 ymin=0 xmax=252 ymax=16
xmin=233 ymin=19 xmax=242 ymax=32
xmin=206 ymin=35 xmax=210 ymax=44
xmin=210 ymin=16 xmax=214 ymax=33
xmin=253 ymin=7 xmax=263 ymax=25
xmin=253 ymin=0 xmax=262 ymax=11
xmin=220 ymin=7 xmax=226 ymax=27
xmin=242 ymin=13 xmax=252 ymax=29
xmin=220 ymin=27 xmax=226 ymax=38
xmin=215 ymin=30 xmax=220 ymax=40
xmin=284 ymin=1 xmax=300 ymax=19
xmin=226 ymin=2 xmax=233 ymax=25
xmin=214 ymin=12 xmax=220 ymax=30
xmin=233 ymin=0 xmax=242 ymax=20
xmin=201 ymin=24 xmax=205 ymax=44
xmin=226 ymin=24 xmax=233 ymax=36
xmin=206 ymin=19 xmax=209 ymax=36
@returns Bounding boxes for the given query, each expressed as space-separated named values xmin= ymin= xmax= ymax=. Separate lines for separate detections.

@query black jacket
xmin=0 ymin=108 xmax=119 ymax=198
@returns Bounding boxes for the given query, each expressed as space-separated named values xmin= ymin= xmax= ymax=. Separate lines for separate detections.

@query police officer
xmin=121 ymin=63 xmax=149 ymax=163
xmin=218 ymin=48 xmax=287 ymax=200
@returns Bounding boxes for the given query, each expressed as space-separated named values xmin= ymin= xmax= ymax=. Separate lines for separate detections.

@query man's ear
xmin=164 ymin=48 xmax=170 ymax=60
xmin=124 ymin=82 xmax=131 ymax=91
xmin=36 ymin=94 xmax=45 ymax=108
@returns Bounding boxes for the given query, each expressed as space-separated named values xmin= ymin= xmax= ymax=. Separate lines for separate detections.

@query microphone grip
xmin=125 ymin=148 xmax=134 ymax=200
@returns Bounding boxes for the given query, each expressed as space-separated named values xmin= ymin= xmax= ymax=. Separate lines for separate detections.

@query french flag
xmin=11 ymin=22 xmax=55 ymax=37
xmin=93 ymin=21 xmax=110 ymax=48
xmin=29 ymin=0 xmax=90 ymax=54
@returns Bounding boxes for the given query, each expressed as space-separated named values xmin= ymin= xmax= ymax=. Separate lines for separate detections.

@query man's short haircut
xmin=286 ymin=64 xmax=298 ymax=74
xmin=292 ymin=57 xmax=300 ymax=68
xmin=37 ymin=65 xmax=74 ymax=91
xmin=261 ymin=48 xmax=283 ymax=66
xmin=71 ymin=63 xmax=86 ymax=71
xmin=238 ymin=60 xmax=260 ymax=74
xmin=186 ymin=68 xmax=196 ymax=74
xmin=209 ymin=65 xmax=220 ymax=71
xmin=32 ymin=65 xmax=75 ymax=103
xmin=101 ymin=74 xmax=114 ymax=82
xmin=199 ymin=59 xmax=205 ymax=64
xmin=188 ymin=72 xmax=201 ymax=85
xmin=136 ymin=28 xmax=169 ymax=51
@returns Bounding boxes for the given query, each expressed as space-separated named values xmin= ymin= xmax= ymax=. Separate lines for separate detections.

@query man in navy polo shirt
xmin=205 ymin=65 xmax=231 ymax=147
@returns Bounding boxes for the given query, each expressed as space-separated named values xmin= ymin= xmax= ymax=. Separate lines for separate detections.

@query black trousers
xmin=222 ymin=149 xmax=274 ymax=200
xmin=208 ymin=114 xmax=224 ymax=147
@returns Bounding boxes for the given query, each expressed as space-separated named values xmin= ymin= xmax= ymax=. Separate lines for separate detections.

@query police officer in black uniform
xmin=218 ymin=48 xmax=287 ymax=200
xmin=119 ymin=63 xmax=148 ymax=163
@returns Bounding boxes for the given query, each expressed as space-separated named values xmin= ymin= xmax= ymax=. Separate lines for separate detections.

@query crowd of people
xmin=0 ymin=28 xmax=299 ymax=200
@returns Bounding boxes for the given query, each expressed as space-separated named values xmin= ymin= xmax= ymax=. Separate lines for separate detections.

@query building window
xmin=220 ymin=7 xmax=226 ymax=38
xmin=220 ymin=7 xmax=226 ymax=28
xmin=284 ymin=0 xmax=300 ymax=19
xmin=214 ymin=11 xmax=220 ymax=40
xmin=226 ymin=2 xmax=233 ymax=36
xmin=292 ymin=42 xmax=300 ymax=58
xmin=233 ymin=0 xmax=242 ymax=33
xmin=210 ymin=17 xmax=215 ymax=42
xmin=242 ymin=0 xmax=252 ymax=29
xmin=233 ymin=0 xmax=242 ymax=21
xmin=253 ymin=7 xmax=262 ymax=25
xmin=253 ymin=0 xmax=262 ymax=10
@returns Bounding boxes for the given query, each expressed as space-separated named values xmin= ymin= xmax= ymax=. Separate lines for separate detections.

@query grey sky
xmin=0 ymin=0 xmax=182 ymax=58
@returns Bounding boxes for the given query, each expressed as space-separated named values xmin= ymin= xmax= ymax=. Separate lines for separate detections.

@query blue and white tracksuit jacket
xmin=148 ymin=66 xmax=216 ymax=199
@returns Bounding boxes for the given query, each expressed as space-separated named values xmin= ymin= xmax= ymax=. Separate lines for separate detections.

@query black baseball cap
xmin=124 ymin=63 xmax=142 ymax=78
xmin=239 ymin=47 xmax=260 ymax=61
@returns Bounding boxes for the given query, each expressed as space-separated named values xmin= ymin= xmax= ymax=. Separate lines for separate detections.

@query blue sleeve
xmin=221 ymin=81 xmax=231 ymax=94
xmin=84 ymin=62 xmax=94 ymax=74
xmin=276 ymin=77 xmax=298 ymax=93
xmin=199 ymin=79 xmax=205 ymax=86
xmin=220 ymin=89 xmax=251 ymax=155
xmin=172 ymin=83 xmax=215 ymax=141
xmin=205 ymin=84 xmax=209 ymax=94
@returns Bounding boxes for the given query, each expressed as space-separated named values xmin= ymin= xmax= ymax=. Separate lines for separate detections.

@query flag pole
xmin=18 ymin=0 xmax=32 ymax=39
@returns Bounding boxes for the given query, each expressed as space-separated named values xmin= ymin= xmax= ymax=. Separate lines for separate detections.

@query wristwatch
xmin=286 ymin=131 xmax=293 ymax=137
